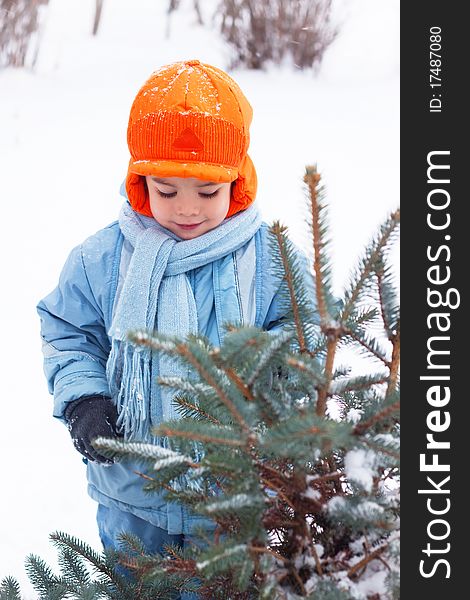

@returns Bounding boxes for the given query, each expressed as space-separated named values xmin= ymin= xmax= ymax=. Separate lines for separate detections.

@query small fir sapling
xmin=0 ymin=166 xmax=399 ymax=600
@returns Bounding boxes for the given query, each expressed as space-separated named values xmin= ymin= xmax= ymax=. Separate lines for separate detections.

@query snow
xmin=327 ymin=496 xmax=347 ymax=513
xmin=302 ymin=487 xmax=321 ymax=500
xmin=334 ymin=568 xmax=388 ymax=600
xmin=204 ymin=493 xmax=258 ymax=513
xmin=355 ymin=568 xmax=389 ymax=597
xmin=196 ymin=544 xmax=247 ymax=570
xmin=344 ymin=448 xmax=377 ymax=492
xmin=0 ymin=0 xmax=398 ymax=595
xmin=346 ymin=407 xmax=364 ymax=424
xmin=153 ymin=455 xmax=191 ymax=471
xmin=354 ymin=500 xmax=385 ymax=519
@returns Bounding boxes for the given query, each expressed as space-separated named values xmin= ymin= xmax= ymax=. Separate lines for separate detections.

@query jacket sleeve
xmin=37 ymin=244 xmax=112 ymax=422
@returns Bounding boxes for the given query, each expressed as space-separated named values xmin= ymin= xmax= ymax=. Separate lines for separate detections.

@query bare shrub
xmin=0 ymin=0 xmax=49 ymax=69
xmin=92 ymin=0 xmax=104 ymax=36
xmin=214 ymin=0 xmax=338 ymax=70
xmin=166 ymin=0 xmax=204 ymax=38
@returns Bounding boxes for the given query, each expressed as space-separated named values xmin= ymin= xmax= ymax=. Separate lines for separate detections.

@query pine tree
xmin=1 ymin=166 xmax=399 ymax=599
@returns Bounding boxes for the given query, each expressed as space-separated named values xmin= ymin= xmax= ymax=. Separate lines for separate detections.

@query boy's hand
xmin=65 ymin=396 xmax=120 ymax=464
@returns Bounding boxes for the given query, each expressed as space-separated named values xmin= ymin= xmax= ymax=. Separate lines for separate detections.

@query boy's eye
xmin=155 ymin=189 xmax=220 ymax=199
xmin=156 ymin=190 xmax=177 ymax=198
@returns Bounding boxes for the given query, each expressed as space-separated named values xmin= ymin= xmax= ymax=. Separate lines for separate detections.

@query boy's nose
xmin=176 ymin=201 xmax=200 ymax=216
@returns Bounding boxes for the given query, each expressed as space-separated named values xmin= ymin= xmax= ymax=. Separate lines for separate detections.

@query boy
xmin=37 ymin=59 xmax=311 ymax=594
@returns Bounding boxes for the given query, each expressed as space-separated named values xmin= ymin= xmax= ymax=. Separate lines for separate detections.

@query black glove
xmin=65 ymin=396 xmax=120 ymax=464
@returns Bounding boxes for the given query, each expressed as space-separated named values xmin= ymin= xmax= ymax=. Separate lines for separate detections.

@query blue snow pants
xmin=97 ymin=504 xmax=202 ymax=600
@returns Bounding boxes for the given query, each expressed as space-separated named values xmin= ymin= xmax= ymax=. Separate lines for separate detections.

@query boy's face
xmin=145 ymin=176 xmax=231 ymax=240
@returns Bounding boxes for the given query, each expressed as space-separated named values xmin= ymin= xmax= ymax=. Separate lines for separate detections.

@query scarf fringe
xmin=107 ymin=339 xmax=207 ymax=492
xmin=107 ymin=339 xmax=152 ymax=440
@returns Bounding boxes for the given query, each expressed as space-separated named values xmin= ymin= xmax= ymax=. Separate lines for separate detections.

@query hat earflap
xmin=226 ymin=154 xmax=258 ymax=218
xmin=126 ymin=168 xmax=153 ymax=217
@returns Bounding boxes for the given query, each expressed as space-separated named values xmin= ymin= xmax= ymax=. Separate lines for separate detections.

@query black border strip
xmin=402 ymin=3 xmax=466 ymax=595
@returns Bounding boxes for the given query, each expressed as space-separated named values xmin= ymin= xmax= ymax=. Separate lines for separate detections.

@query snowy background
xmin=0 ymin=0 xmax=399 ymax=595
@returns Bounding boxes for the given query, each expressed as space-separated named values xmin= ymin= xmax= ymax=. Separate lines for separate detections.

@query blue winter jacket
xmin=37 ymin=206 xmax=315 ymax=534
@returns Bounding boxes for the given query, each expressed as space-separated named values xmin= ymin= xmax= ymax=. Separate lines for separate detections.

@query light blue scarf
xmin=106 ymin=201 xmax=262 ymax=442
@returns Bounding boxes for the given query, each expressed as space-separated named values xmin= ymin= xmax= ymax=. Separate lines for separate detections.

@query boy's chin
xmin=175 ymin=228 xmax=207 ymax=240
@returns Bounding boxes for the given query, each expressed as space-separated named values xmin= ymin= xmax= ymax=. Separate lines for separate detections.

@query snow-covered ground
xmin=0 ymin=0 xmax=399 ymax=595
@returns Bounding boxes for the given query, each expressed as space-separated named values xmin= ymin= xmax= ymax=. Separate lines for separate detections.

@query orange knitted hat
xmin=126 ymin=59 xmax=257 ymax=219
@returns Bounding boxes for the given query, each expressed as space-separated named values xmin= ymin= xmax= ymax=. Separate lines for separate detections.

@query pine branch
xmin=310 ymin=542 xmax=324 ymax=576
xmin=116 ymin=532 xmax=147 ymax=558
xmin=286 ymin=354 xmax=324 ymax=385
xmin=217 ymin=325 xmax=265 ymax=364
xmin=347 ymin=543 xmax=388 ymax=578
xmin=174 ymin=395 xmax=223 ymax=425
xmin=361 ymin=437 xmax=400 ymax=461
xmin=330 ymin=372 xmax=389 ymax=395
xmin=260 ymin=477 xmax=296 ymax=509
xmin=195 ymin=543 xmax=250 ymax=573
xmin=57 ymin=547 xmax=91 ymax=587
xmin=317 ymin=330 xmax=339 ymax=416
xmin=342 ymin=324 xmax=390 ymax=367
xmin=306 ymin=471 xmax=344 ymax=485
xmin=222 ymin=366 xmax=255 ymax=401
xmin=269 ymin=222 xmax=309 ymax=352
xmin=133 ymin=469 xmax=160 ymax=484
xmin=49 ymin=532 xmax=119 ymax=586
xmin=0 ymin=578 xmax=22 ymax=600
xmin=375 ymin=259 xmax=399 ymax=338
xmin=156 ymin=376 xmax=214 ymax=397
xmin=345 ymin=305 xmax=380 ymax=328
xmin=130 ymin=331 xmax=251 ymax=433
xmin=353 ymin=397 xmax=400 ymax=436
xmin=157 ymin=424 xmax=247 ymax=448
xmin=177 ymin=344 xmax=250 ymax=431
xmin=248 ymin=330 xmax=294 ymax=388
xmin=262 ymin=413 xmax=352 ymax=461
xmin=341 ymin=208 xmax=400 ymax=322
xmin=24 ymin=555 xmax=60 ymax=597
xmin=304 ymin=166 xmax=330 ymax=325
xmin=201 ymin=493 xmax=265 ymax=516
xmin=93 ymin=437 xmax=194 ymax=465
xmin=301 ymin=168 xmax=343 ymax=416
xmin=247 ymin=545 xmax=290 ymax=566
xmin=387 ymin=320 xmax=400 ymax=399
xmin=303 ymin=165 xmax=336 ymax=327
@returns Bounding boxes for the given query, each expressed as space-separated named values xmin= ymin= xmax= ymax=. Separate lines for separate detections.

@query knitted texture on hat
xmin=125 ymin=59 xmax=257 ymax=218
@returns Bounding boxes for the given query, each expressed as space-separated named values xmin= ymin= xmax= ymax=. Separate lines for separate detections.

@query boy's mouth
xmin=175 ymin=222 xmax=204 ymax=230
